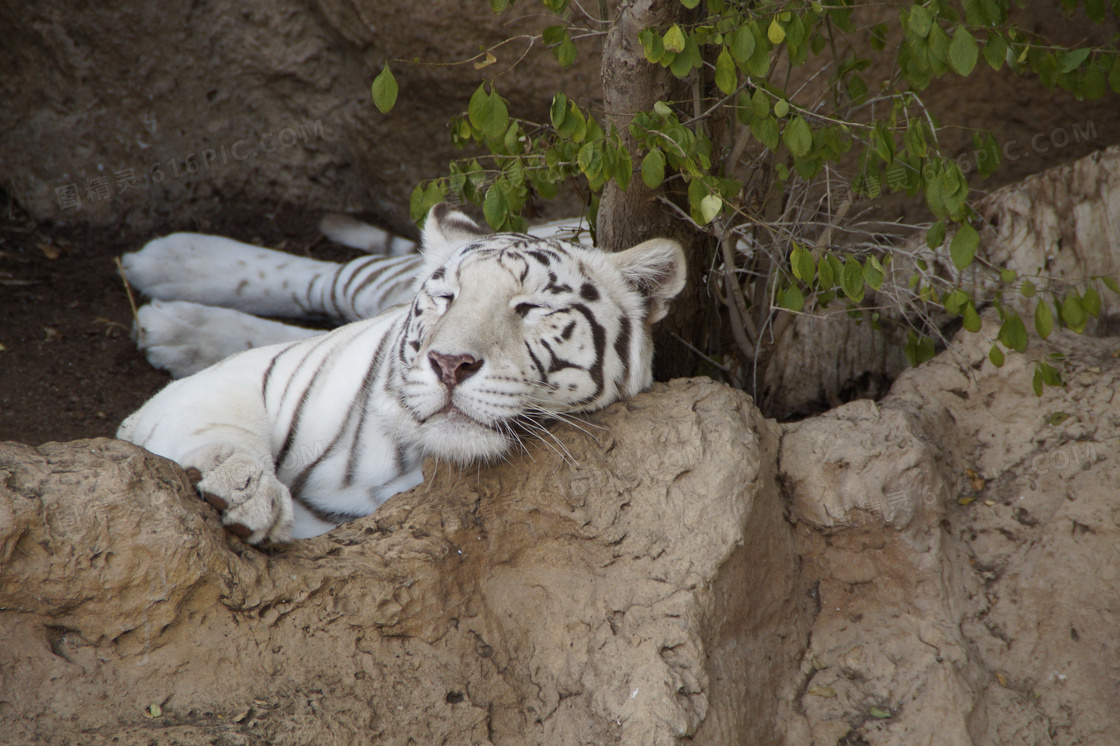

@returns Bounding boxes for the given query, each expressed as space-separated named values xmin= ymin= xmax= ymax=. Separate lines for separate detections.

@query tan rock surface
xmin=1 ymin=380 xmax=811 ymax=744
xmin=2 ymin=323 xmax=1118 ymax=744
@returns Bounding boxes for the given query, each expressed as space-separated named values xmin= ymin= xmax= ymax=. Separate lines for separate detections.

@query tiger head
xmin=396 ymin=204 xmax=686 ymax=464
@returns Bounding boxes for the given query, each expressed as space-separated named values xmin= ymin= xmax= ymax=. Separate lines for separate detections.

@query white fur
xmin=136 ymin=300 xmax=321 ymax=378
xmin=319 ymin=213 xmax=417 ymax=256
xmin=119 ymin=206 xmax=685 ymax=543
xmin=123 ymin=233 xmax=421 ymax=323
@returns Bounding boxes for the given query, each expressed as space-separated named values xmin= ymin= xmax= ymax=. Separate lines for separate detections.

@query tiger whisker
xmin=515 ymin=416 xmax=578 ymax=466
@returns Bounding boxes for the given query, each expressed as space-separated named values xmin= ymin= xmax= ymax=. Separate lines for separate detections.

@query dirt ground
xmin=0 ymin=195 xmax=367 ymax=445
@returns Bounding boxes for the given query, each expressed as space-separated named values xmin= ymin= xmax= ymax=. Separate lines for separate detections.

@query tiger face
xmin=395 ymin=211 xmax=685 ymax=465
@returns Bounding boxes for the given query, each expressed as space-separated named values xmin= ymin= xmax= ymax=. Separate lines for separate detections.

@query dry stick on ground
xmin=114 ymin=256 xmax=139 ymax=325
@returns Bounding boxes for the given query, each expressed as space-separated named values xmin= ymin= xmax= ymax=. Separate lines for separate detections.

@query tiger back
xmin=118 ymin=205 xmax=686 ymax=543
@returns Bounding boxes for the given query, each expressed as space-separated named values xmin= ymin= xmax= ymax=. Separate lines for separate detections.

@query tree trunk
xmin=598 ymin=0 xmax=710 ymax=382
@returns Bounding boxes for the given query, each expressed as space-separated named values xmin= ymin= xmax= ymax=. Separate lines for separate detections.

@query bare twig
xmin=114 ymin=256 xmax=139 ymax=324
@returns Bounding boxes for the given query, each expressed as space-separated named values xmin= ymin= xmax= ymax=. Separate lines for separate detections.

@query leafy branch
xmin=372 ymin=0 xmax=1120 ymax=395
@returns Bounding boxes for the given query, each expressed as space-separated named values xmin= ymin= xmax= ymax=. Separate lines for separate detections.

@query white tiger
xmin=118 ymin=205 xmax=685 ymax=543
xmin=121 ymin=213 xmax=592 ymax=377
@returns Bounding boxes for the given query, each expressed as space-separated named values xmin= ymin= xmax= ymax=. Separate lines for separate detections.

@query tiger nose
xmin=428 ymin=351 xmax=483 ymax=388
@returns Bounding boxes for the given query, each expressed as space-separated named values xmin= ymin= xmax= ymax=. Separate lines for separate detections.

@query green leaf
xmin=1032 ymin=365 xmax=1044 ymax=396
xmin=1045 ymin=411 xmax=1071 ymax=426
xmin=998 ymin=313 xmax=1028 ymax=352
xmin=773 ymin=99 xmax=789 ymax=119
xmin=944 ymin=289 xmax=969 ymax=315
xmin=841 ymin=256 xmax=865 ymax=302
xmin=550 ymin=93 xmax=568 ymax=129
xmin=715 ymin=48 xmax=738 ymax=95
xmin=908 ymin=6 xmax=933 ymax=37
xmin=735 ymin=92 xmax=753 ymax=124
xmin=949 ymin=27 xmax=979 ymax=76
xmin=641 ymin=149 xmax=665 ymax=188
xmin=950 ymin=223 xmax=979 ymax=271
xmin=791 ymin=244 xmax=816 ymax=283
xmin=468 ymin=84 xmax=509 ymax=142
xmin=613 ymin=145 xmax=632 ymax=191
xmin=1082 ymin=286 xmax=1101 ymax=316
xmin=963 ymin=302 xmax=981 ymax=332
xmin=1061 ymin=293 xmax=1087 ymax=333
xmin=863 ymin=255 xmax=885 ymax=290
xmin=904 ymin=331 xmax=936 ymax=366
xmin=663 ymin=24 xmax=687 ymax=54
xmin=746 ymin=23 xmax=772 ymax=77
xmin=818 ymin=254 xmax=835 ymax=289
xmin=1060 ymin=48 xmax=1091 ymax=74
xmin=750 ymin=88 xmax=770 ymax=120
xmin=983 ymin=34 xmax=1007 ymax=71
xmin=989 ymin=343 xmax=1005 ymax=367
xmin=371 ymin=65 xmax=399 ymax=113
xmin=699 ymin=193 xmax=723 ymax=223
xmin=1039 ymin=361 xmax=1063 ymax=387
xmin=638 ymin=28 xmax=664 ymax=63
xmin=482 ymin=182 xmax=508 ymax=229
xmin=542 ymin=25 xmax=566 ymax=45
xmin=1110 ymin=55 xmax=1120 ymax=93
xmin=905 ymin=122 xmax=928 ymax=160
xmin=1034 ymin=297 xmax=1054 ymax=339
xmin=729 ymin=24 xmax=756 ymax=63
xmin=926 ymin=221 xmax=946 ymax=249
xmin=751 ymin=116 xmax=780 ymax=151
xmin=1101 ymin=275 xmax=1120 ymax=295
xmin=669 ymin=33 xmax=702 ymax=77
xmin=562 ymin=101 xmax=587 ymax=142
xmin=870 ymin=23 xmax=888 ymax=51
xmin=1021 ymin=278 xmax=1036 ymax=297
xmin=578 ymin=142 xmax=603 ymax=178
xmin=783 ymin=116 xmax=812 ymax=157
xmin=1000 ymin=268 xmax=1017 ymax=284
xmin=1081 ymin=62 xmax=1107 ymax=100
xmin=555 ymin=37 xmax=577 ymax=68
xmin=779 ymin=283 xmax=805 ymax=311
xmin=768 ymin=19 xmax=786 ymax=45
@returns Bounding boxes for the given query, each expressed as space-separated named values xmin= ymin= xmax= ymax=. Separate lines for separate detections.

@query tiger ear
xmin=420 ymin=203 xmax=489 ymax=267
xmin=609 ymin=238 xmax=687 ymax=324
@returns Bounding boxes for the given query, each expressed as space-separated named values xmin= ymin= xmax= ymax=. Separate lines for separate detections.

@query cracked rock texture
xmin=3 ymin=321 xmax=1119 ymax=744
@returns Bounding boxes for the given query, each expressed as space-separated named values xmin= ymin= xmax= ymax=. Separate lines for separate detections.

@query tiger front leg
xmin=182 ymin=444 xmax=294 ymax=544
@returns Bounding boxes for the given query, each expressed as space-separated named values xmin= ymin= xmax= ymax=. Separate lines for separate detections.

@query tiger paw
xmin=183 ymin=444 xmax=294 ymax=544
xmin=135 ymin=300 xmax=238 ymax=378
xmin=135 ymin=300 xmax=318 ymax=378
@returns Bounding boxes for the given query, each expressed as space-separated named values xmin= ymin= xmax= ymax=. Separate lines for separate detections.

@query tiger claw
xmin=200 ymin=490 xmax=230 ymax=512
xmin=226 ymin=522 xmax=253 ymax=540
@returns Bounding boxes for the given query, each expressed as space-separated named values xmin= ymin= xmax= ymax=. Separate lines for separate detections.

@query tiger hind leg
xmin=136 ymin=300 xmax=322 ymax=378
xmin=122 ymin=233 xmax=342 ymax=319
